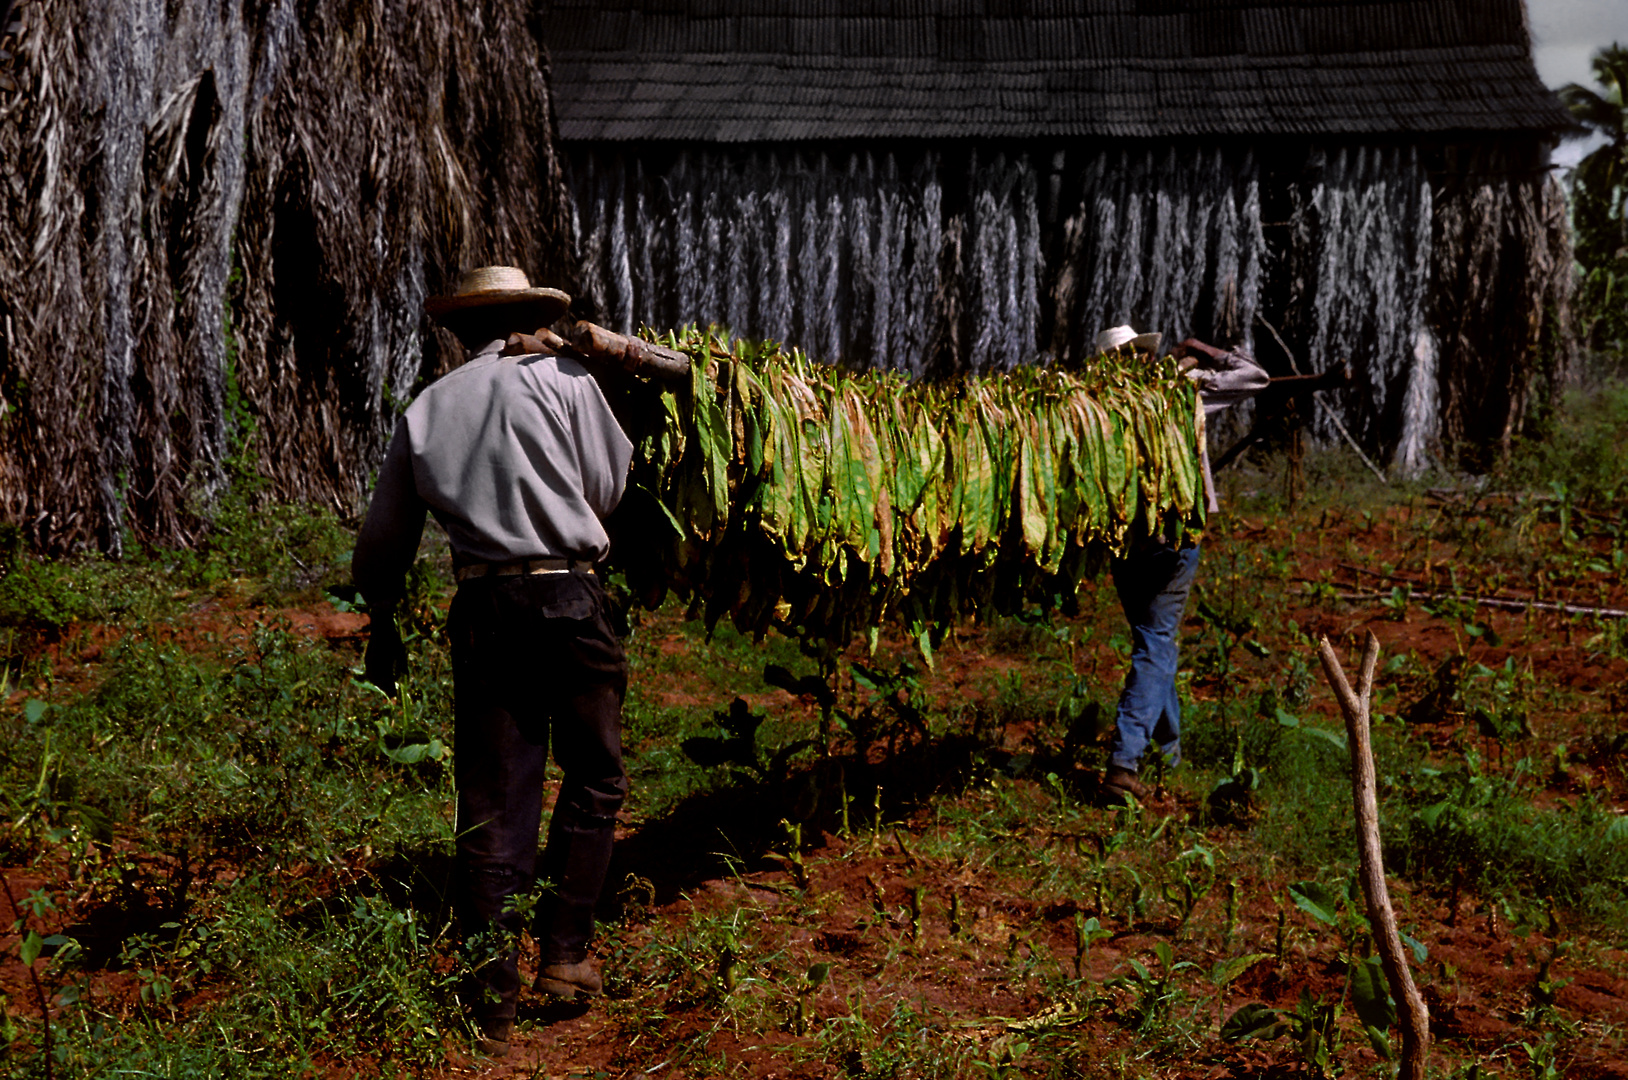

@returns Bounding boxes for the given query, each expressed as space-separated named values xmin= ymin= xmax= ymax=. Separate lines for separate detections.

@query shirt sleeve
xmin=1192 ymin=349 xmax=1271 ymax=416
xmin=352 ymin=419 xmax=428 ymax=607
xmin=573 ymin=376 xmax=635 ymax=521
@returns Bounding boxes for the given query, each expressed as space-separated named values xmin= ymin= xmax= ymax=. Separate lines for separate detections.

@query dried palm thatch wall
xmin=0 ymin=0 xmax=572 ymax=553
xmin=1429 ymin=145 xmax=1573 ymax=467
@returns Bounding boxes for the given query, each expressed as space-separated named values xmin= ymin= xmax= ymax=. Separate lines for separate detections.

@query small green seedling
xmin=1073 ymin=914 xmax=1111 ymax=979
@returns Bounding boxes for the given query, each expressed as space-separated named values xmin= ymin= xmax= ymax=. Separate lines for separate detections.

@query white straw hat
xmin=425 ymin=266 xmax=570 ymax=327
xmin=1094 ymin=325 xmax=1163 ymax=355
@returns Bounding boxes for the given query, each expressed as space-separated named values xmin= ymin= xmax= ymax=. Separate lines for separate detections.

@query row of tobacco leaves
xmin=0 ymin=330 xmax=1625 ymax=1077
xmin=609 ymin=327 xmax=1205 ymax=653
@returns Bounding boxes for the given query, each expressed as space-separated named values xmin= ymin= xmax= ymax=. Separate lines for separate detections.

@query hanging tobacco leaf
xmin=611 ymin=326 xmax=1205 ymax=652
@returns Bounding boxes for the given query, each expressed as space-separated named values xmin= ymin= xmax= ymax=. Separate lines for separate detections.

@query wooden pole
xmin=1316 ymin=631 xmax=1429 ymax=1080
xmin=556 ymin=321 xmax=693 ymax=381
xmin=500 ymin=323 xmax=694 ymax=383
xmin=1332 ymin=589 xmax=1628 ymax=621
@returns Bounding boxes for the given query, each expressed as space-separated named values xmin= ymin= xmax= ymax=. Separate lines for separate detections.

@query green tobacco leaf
xmin=1210 ymin=952 xmax=1273 ymax=989
xmin=72 ymin=803 xmax=116 ymax=844
xmin=18 ymin=931 xmax=42 ymax=967
xmin=1016 ymin=412 xmax=1050 ymax=560
xmin=915 ymin=624 xmax=935 ymax=670
xmin=691 ymin=363 xmax=733 ymax=536
xmin=1295 ymin=725 xmax=1348 ymax=753
xmin=1221 ymin=1002 xmax=1285 ymax=1042
xmin=622 ymin=325 xmax=1210 ymax=653
xmin=963 ymin=404 xmax=996 ymax=552
xmin=1350 ymin=955 xmax=1397 ymax=1030
xmin=825 ymin=390 xmax=861 ymax=558
xmin=1288 ymin=882 xmax=1341 ymax=926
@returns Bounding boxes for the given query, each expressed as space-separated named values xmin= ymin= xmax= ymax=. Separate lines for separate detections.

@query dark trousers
xmin=447 ymin=571 xmax=627 ymax=1021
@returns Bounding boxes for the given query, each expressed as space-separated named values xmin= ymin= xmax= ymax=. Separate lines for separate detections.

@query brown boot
xmin=535 ymin=959 xmax=603 ymax=1001
xmin=1101 ymin=765 xmax=1150 ymax=804
xmin=474 ymin=1017 xmax=512 ymax=1058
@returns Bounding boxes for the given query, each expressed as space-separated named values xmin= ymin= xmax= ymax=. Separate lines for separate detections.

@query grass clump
xmin=0 ymin=502 xmax=467 ymax=1074
xmin=1504 ymin=377 xmax=1628 ymax=515
xmin=0 ymin=489 xmax=353 ymax=642
xmin=0 ymin=524 xmax=154 ymax=636
xmin=6 ymin=623 xmax=454 ymax=865
xmin=1388 ymin=751 xmax=1628 ymax=919
xmin=43 ymin=887 xmax=464 ymax=1078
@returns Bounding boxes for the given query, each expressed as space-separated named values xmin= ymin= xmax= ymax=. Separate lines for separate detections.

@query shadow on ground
xmin=604 ymin=725 xmax=1115 ymax=911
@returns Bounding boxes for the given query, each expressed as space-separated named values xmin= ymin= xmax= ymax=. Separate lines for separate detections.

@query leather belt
xmin=454 ymin=557 xmax=596 ymax=583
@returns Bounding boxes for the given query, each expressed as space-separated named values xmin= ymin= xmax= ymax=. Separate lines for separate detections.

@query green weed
xmin=1390 ymin=749 xmax=1628 ymax=917
xmin=1504 ymin=378 xmax=1628 ymax=518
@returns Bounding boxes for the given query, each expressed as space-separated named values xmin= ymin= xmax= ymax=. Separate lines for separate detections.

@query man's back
xmin=352 ymin=340 xmax=633 ymax=604
xmin=403 ymin=346 xmax=632 ymax=565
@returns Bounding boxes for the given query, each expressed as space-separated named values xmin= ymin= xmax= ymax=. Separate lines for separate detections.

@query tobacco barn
xmin=547 ymin=0 xmax=1574 ymax=473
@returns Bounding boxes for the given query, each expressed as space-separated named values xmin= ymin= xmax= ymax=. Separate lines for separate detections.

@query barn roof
xmin=543 ymin=0 xmax=1571 ymax=142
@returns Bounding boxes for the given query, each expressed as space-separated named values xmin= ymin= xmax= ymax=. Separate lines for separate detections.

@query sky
xmin=1525 ymin=0 xmax=1626 ymax=167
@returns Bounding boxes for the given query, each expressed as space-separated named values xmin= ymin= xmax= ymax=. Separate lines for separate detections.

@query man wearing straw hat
xmin=1092 ymin=325 xmax=1268 ymax=805
xmin=353 ymin=267 xmax=633 ymax=1056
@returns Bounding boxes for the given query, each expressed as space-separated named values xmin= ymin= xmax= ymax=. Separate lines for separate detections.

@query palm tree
xmin=1560 ymin=45 xmax=1628 ymax=349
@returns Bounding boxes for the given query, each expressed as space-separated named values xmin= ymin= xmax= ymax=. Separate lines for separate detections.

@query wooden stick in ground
xmin=1316 ymin=632 xmax=1429 ymax=1080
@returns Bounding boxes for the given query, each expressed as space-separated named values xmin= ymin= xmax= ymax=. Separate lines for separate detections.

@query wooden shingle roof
xmin=543 ymin=0 xmax=1571 ymax=141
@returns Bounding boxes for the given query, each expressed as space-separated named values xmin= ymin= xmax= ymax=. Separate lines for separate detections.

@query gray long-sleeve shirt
xmin=353 ymin=340 xmax=634 ymax=606
xmin=1187 ymin=348 xmax=1270 ymax=515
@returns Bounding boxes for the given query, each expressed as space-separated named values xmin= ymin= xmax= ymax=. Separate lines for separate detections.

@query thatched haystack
xmin=0 ymin=0 xmax=573 ymax=553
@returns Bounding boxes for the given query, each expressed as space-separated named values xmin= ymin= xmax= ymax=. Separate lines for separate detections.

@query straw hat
xmin=1095 ymin=325 xmax=1163 ymax=355
xmin=425 ymin=266 xmax=570 ymax=327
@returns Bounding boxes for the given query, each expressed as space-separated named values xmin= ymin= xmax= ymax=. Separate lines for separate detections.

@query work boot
xmin=1101 ymin=765 xmax=1150 ymax=804
xmin=535 ymin=959 xmax=604 ymax=1001
xmin=474 ymin=1017 xmax=512 ymax=1058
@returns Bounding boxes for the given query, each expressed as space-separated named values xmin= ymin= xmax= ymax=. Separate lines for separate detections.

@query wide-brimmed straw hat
xmin=1095 ymin=325 xmax=1163 ymax=355
xmin=425 ymin=266 xmax=570 ymax=327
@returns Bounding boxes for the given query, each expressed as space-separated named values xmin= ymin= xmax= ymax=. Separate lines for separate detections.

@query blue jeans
xmin=1108 ymin=541 xmax=1201 ymax=773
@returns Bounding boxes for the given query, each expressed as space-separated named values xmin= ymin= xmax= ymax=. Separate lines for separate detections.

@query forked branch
xmin=1317 ymin=632 xmax=1429 ymax=1080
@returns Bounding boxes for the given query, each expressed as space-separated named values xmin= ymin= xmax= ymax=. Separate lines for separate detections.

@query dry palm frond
xmin=0 ymin=0 xmax=573 ymax=553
